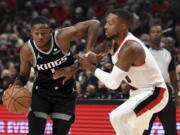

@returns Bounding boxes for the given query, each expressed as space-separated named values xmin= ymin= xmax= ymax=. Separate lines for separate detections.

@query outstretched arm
xmin=56 ymin=20 xmax=100 ymax=52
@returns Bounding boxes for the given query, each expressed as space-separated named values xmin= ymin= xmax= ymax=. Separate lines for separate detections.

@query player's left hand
xmin=53 ymin=66 xmax=74 ymax=85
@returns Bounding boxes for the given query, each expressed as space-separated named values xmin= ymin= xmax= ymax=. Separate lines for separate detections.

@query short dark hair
xmin=109 ymin=8 xmax=133 ymax=26
xmin=150 ymin=23 xmax=162 ymax=28
xmin=149 ymin=24 xmax=162 ymax=33
xmin=31 ymin=16 xmax=50 ymax=27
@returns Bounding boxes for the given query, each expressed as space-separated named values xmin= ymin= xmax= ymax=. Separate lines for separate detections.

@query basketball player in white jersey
xmin=68 ymin=8 xmax=169 ymax=135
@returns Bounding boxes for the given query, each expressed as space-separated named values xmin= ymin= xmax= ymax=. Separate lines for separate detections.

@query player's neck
xmin=150 ymin=42 xmax=161 ymax=50
xmin=114 ymin=32 xmax=128 ymax=46
xmin=112 ymin=32 xmax=128 ymax=53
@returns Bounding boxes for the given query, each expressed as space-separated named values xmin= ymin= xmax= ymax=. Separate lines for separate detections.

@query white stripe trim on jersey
xmin=33 ymin=35 xmax=54 ymax=55
xmin=28 ymin=40 xmax=37 ymax=67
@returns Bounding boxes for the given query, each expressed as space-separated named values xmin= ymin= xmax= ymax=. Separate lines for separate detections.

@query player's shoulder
xmin=20 ymin=42 xmax=32 ymax=56
xmin=122 ymin=40 xmax=144 ymax=54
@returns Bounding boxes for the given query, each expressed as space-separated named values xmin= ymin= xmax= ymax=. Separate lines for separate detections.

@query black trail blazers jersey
xmin=28 ymin=32 xmax=75 ymax=97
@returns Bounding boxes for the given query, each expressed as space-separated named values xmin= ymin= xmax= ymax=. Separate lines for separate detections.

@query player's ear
xmin=30 ymin=29 xmax=33 ymax=36
xmin=120 ymin=24 xmax=127 ymax=31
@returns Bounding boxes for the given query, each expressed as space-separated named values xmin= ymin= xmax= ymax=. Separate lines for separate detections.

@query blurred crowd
xmin=0 ymin=0 xmax=180 ymax=102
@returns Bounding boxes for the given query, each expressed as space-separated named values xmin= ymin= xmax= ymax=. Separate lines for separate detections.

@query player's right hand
xmin=84 ymin=51 xmax=103 ymax=65
xmin=53 ymin=66 xmax=74 ymax=85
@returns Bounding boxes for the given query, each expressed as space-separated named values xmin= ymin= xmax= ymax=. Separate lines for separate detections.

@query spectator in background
xmin=140 ymin=33 xmax=150 ymax=47
xmin=75 ymin=82 xmax=84 ymax=100
xmin=176 ymin=65 xmax=180 ymax=81
xmin=171 ymin=0 xmax=180 ymax=46
xmin=176 ymin=65 xmax=180 ymax=95
xmin=133 ymin=12 xmax=151 ymax=37
xmin=84 ymin=84 xmax=97 ymax=99
xmin=163 ymin=36 xmax=180 ymax=65
xmin=86 ymin=70 xmax=98 ymax=88
xmin=97 ymin=81 xmax=108 ymax=99
xmin=51 ymin=1 xmax=72 ymax=24
xmin=151 ymin=0 xmax=170 ymax=16
xmin=72 ymin=6 xmax=87 ymax=24
xmin=119 ymin=81 xmax=130 ymax=99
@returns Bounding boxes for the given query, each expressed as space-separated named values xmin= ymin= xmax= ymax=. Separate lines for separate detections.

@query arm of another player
xmin=56 ymin=19 xmax=100 ymax=52
xmin=53 ymin=20 xmax=100 ymax=81
xmin=53 ymin=39 xmax=113 ymax=82
xmin=85 ymin=39 xmax=113 ymax=65
xmin=13 ymin=44 xmax=32 ymax=87
xmin=78 ymin=41 xmax=145 ymax=90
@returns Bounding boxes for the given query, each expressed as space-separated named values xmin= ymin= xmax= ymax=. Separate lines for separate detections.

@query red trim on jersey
xmin=136 ymin=87 xmax=166 ymax=117
xmin=132 ymin=62 xmax=145 ymax=67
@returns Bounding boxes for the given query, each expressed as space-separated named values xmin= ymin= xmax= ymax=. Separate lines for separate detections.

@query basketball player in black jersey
xmin=12 ymin=16 xmax=100 ymax=135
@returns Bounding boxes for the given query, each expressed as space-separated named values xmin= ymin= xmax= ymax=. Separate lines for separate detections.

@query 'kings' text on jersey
xmin=36 ymin=55 xmax=67 ymax=71
xmin=27 ymin=32 xmax=75 ymax=88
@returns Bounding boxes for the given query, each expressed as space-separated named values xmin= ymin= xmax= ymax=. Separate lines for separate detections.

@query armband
xmin=16 ymin=75 xmax=27 ymax=85
xmin=94 ymin=65 xmax=127 ymax=90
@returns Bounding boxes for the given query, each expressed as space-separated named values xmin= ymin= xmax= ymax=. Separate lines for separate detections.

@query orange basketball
xmin=2 ymin=86 xmax=32 ymax=114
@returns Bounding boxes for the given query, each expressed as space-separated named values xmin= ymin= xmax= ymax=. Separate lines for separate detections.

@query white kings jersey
xmin=111 ymin=32 xmax=165 ymax=88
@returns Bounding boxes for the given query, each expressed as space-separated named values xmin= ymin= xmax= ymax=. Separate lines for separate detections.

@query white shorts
xmin=110 ymin=83 xmax=169 ymax=134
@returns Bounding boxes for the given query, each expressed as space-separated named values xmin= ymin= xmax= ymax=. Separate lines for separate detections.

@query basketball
xmin=2 ymin=86 xmax=32 ymax=114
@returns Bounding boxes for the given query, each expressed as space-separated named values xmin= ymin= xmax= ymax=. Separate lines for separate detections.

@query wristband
xmin=16 ymin=75 xmax=27 ymax=85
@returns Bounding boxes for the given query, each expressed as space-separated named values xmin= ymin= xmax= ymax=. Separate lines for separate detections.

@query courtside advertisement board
xmin=0 ymin=104 xmax=179 ymax=135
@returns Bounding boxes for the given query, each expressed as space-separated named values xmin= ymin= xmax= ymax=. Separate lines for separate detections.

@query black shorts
xmin=30 ymin=86 xmax=76 ymax=123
